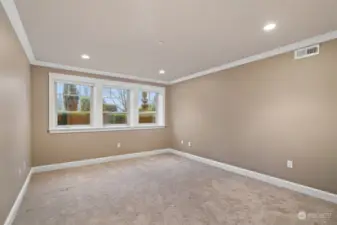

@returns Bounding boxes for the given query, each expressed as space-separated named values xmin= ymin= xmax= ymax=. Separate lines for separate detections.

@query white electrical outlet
xmin=181 ymin=140 xmax=184 ymax=144
xmin=188 ymin=141 xmax=192 ymax=147
xmin=287 ymin=160 xmax=293 ymax=168
xmin=117 ymin=143 xmax=121 ymax=148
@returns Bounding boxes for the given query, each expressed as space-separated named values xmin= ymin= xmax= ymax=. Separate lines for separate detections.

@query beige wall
xmin=169 ymin=39 xmax=337 ymax=194
xmin=0 ymin=4 xmax=31 ymax=224
xmin=31 ymin=66 xmax=171 ymax=166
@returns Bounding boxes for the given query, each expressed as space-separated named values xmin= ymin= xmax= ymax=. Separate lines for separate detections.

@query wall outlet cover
xmin=287 ymin=160 xmax=293 ymax=168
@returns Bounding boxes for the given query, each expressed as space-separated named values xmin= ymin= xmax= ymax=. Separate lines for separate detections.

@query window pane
xmin=139 ymin=112 xmax=156 ymax=123
xmin=103 ymin=87 xmax=128 ymax=125
xmin=56 ymin=82 xmax=91 ymax=126
xmin=139 ymin=91 xmax=158 ymax=124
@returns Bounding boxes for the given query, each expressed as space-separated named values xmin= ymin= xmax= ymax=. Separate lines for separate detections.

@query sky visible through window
xmin=56 ymin=83 xmax=91 ymax=96
xmin=138 ymin=91 xmax=158 ymax=112
xmin=56 ymin=83 xmax=158 ymax=113
xmin=56 ymin=82 xmax=91 ymax=111
xmin=103 ymin=87 xmax=128 ymax=113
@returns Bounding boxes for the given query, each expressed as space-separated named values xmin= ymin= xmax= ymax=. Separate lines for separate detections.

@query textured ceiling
xmin=13 ymin=0 xmax=337 ymax=82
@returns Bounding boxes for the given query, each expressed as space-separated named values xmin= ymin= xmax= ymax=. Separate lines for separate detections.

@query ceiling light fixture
xmin=81 ymin=54 xmax=90 ymax=59
xmin=159 ymin=69 xmax=165 ymax=74
xmin=263 ymin=22 xmax=276 ymax=32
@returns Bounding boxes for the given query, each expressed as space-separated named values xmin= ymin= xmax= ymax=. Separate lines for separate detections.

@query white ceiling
xmin=9 ymin=0 xmax=337 ymax=82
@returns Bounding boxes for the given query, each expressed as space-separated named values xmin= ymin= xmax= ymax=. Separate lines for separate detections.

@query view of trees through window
xmin=50 ymin=74 xmax=165 ymax=131
xmin=56 ymin=82 xmax=91 ymax=126
xmin=55 ymin=83 xmax=159 ymax=126
xmin=139 ymin=91 xmax=158 ymax=124
xmin=102 ymin=87 xmax=128 ymax=124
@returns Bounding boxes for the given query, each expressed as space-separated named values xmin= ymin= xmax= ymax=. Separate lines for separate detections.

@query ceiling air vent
xmin=294 ymin=45 xmax=319 ymax=59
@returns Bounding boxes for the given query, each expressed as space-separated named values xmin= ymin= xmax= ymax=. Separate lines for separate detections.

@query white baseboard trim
xmin=32 ymin=149 xmax=171 ymax=173
xmin=4 ymin=148 xmax=336 ymax=225
xmin=4 ymin=149 xmax=171 ymax=225
xmin=4 ymin=169 xmax=33 ymax=225
xmin=167 ymin=149 xmax=337 ymax=204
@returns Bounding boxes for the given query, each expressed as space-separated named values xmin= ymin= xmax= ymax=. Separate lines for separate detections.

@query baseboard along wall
xmin=4 ymin=148 xmax=337 ymax=225
xmin=4 ymin=170 xmax=32 ymax=225
xmin=32 ymin=149 xmax=170 ymax=173
xmin=4 ymin=149 xmax=171 ymax=225
xmin=167 ymin=149 xmax=337 ymax=204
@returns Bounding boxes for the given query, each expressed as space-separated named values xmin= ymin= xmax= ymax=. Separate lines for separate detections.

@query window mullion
xmin=49 ymin=80 xmax=57 ymax=129
xmin=129 ymin=87 xmax=138 ymax=127
xmin=157 ymin=93 xmax=165 ymax=126
xmin=93 ymin=82 xmax=103 ymax=128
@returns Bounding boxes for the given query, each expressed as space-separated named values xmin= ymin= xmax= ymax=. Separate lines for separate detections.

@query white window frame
xmin=49 ymin=73 xmax=165 ymax=133
xmin=137 ymin=89 xmax=160 ymax=126
xmin=102 ymin=86 xmax=130 ymax=127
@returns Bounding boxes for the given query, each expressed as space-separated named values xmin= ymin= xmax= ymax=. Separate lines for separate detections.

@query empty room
xmin=1 ymin=0 xmax=337 ymax=224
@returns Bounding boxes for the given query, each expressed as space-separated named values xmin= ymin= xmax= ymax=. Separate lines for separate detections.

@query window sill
xmin=48 ymin=125 xmax=166 ymax=134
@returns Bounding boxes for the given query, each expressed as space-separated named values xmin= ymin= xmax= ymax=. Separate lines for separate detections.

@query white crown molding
xmin=1 ymin=0 xmax=35 ymax=63
xmin=1 ymin=0 xmax=169 ymax=85
xmin=167 ymin=149 xmax=337 ymax=204
xmin=4 ymin=169 xmax=32 ymax=225
xmin=33 ymin=60 xmax=170 ymax=84
xmin=3 ymin=0 xmax=337 ymax=86
xmin=170 ymin=30 xmax=337 ymax=84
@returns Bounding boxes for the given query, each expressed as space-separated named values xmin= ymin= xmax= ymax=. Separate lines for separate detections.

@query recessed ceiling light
xmin=159 ymin=69 xmax=165 ymax=74
xmin=81 ymin=54 xmax=90 ymax=59
xmin=263 ymin=22 xmax=276 ymax=32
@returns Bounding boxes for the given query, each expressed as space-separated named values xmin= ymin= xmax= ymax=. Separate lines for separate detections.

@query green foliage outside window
xmin=80 ymin=96 xmax=91 ymax=111
xmin=109 ymin=113 xmax=127 ymax=124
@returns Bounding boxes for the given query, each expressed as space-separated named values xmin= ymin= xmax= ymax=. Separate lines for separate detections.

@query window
xmin=49 ymin=73 xmax=165 ymax=133
xmin=56 ymin=82 xmax=92 ymax=126
xmin=139 ymin=91 xmax=158 ymax=124
xmin=103 ymin=87 xmax=129 ymax=125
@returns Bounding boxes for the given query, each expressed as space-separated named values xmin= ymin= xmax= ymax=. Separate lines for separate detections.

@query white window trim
xmin=49 ymin=73 xmax=166 ymax=133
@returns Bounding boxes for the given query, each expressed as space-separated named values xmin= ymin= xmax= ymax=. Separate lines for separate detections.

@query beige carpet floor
xmin=14 ymin=153 xmax=336 ymax=225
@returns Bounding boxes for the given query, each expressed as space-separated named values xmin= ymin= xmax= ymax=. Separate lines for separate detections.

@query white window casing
xmin=49 ymin=73 xmax=166 ymax=133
